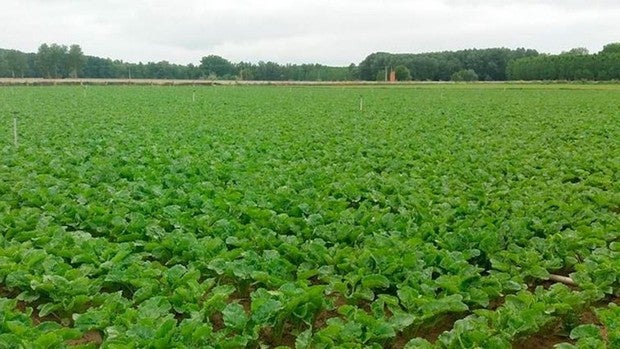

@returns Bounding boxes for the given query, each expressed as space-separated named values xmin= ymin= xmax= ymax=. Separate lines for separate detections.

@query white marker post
xmin=359 ymin=96 xmax=364 ymax=111
xmin=12 ymin=112 xmax=18 ymax=148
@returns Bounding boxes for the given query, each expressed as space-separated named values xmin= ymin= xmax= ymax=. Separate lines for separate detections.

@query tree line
xmin=1 ymin=42 xmax=619 ymax=81
xmin=507 ymin=43 xmax=620 ymax=80
xmin=358 ymin=48 xmax=540 ymax=81
xmin=0 ymin=44 xmax=355 ymax=81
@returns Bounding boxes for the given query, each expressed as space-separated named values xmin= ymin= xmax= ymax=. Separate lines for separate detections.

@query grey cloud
xmin=1 ymin=0 xmax=619 ymax=65
xmin=443 ymin=0 xmax=620 ymax=9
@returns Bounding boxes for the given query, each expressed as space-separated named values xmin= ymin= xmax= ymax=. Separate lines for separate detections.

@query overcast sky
xmin=2 ymin=0 xmax=619 ymax=66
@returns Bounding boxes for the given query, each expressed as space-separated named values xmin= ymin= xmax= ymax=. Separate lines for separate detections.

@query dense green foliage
xmin=451 ymin=69 xmax=478 ymax=82
xmin=358 ymin=48 xmax=540 ymax=81
xmin=394 ymin=66 xmax=411 ymax=81
xmin=0 ymin=85 xmax=618 ymax=348
xmin=0 ymin=46 xmax=354 ymax=81
xmin=508 ymin=51 xmax=620 ymax=81
xmin=0 ymin=49 xmax=36 ymax=78
xmin=3 ymin=42 xmax=620 ymax=81
xmin=81 ymin=56 xmax=202 ymax=80
xmin=34 ymin=44 xmax=83 ymax=79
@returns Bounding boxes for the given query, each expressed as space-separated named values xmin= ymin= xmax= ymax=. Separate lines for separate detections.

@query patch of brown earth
xmin=259 ymin=324 xmax=297 ymax=348
xmin=513 ymin=333 xmax=573 ymax=349
xmin=66 ymin=330 xmax=104 ymax=347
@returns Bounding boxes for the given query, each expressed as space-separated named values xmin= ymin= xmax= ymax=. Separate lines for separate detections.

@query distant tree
xmin=149 ymin=61 xmax=173 ymax=79
xmin=186 ymin=63 xmax=202 ymax=79
xmin=5 ymin=50 xmax=28 ymax=78
xmin=347 ymin=63 xmax=359 ymax=80
xmin=562 ymin=47 xmax=589 ymax=55
xmin=83 ymin=56 xmax=110 ymax=78
xmin=236 ymin=61 xmax=255 ymax=80
xmin=409 ymin=56 xmax=439 ymax=80
xmin=36 ymin=43 xmax=68 ymax=78
xmin=359 ymin=52 xmax=392 ymax=80
xmin=200 ymin=55 xmax=234 ymax=79
xmin=575 ymin=66 xmax=594 ymax=80
xmin=255 ymin=61 xmax=284 ymax=80
xmin=394 ymin=65 xmax=411 ymax=81
xmin=451 ymin=69 xmax=478 ymax=81
xmin=66 ymin=44 xmax=85 ymax=78
xmin=0 ymin=54 xmax=9 ymax=77
xmin=35 ymin=43 xmax=51 ymax=77
xmin=376 ymin=68 xmax=387 ymax=81
xmin=601 ymin=43 xmax=620 ymax=55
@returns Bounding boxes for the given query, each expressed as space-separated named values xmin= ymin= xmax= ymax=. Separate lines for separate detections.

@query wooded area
xmin=358 ymin=48 xmax=539 ymax=81
xmin=507 ymin=43 xmax=620 ymax=80
xmin=0 ymin=45 xmax=355 ymax=81
xmin=1 ymin=43 xmax=619 ymax=81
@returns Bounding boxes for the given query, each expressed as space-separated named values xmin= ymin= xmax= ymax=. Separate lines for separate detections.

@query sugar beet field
xmin=0 ymin=84 xmax=618 ymax=348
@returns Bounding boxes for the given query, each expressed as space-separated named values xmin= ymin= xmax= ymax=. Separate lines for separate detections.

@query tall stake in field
xmin=12 ymin=112 xmax=18 ymax=148
xmin=359 ymin=96 xmax=364 ymax=111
